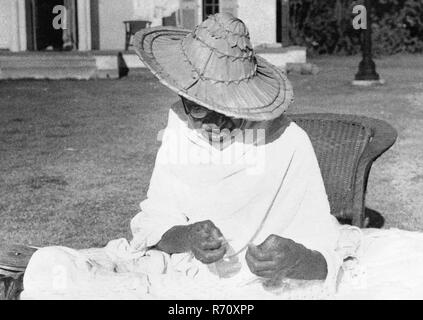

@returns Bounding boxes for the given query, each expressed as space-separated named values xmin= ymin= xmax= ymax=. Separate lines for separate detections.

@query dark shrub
xmin=289 ymin=0 xmax=423 ymax=55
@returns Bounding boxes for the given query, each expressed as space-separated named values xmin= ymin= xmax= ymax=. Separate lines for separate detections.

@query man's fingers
xmin=210 ymin=227 xmax=223 ymax=240
xmin=247 ymin=244 xmax=274 ymax=261
xmin=200 ymin=239 xmax=223 ymax=250
xmin=193 ymin=245 xmax=227 ymax=264
xmin=264 ymin=270 xmax=290 ymax=287
xmin=203 ymin=246 xmax=227 ymax=263
xmin=192 ymin=221 xmax=223 ymax=242
xmin=254 ymin=270 xmax=277 ymax=279
xmin=258 ymin=235 xmax=280 ymax=250
xmin=246 ymin=250 xmax=280 ymax=278
xmin=246 ymin=256 xmax=279 ymax=273
xmin=260 ymin=235 xmax=293 ymax=251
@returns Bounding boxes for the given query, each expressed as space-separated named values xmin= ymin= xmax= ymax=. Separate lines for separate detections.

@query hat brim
xmin=134 ymin=26 xmax=294 ymax=121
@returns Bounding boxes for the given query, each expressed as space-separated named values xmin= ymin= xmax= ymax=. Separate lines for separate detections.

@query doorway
xmin=276 ymin=0 xmax=290 ymax=45
xmin=26 ymin=0 xmax=78 ymax=51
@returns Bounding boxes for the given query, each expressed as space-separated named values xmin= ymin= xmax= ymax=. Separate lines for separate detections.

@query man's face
xmin=182 ymin=98 xmax=245 ymax=143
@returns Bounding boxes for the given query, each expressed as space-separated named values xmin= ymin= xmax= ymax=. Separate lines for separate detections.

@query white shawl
xmin=130 ymin=102 xmax=342 ymax=289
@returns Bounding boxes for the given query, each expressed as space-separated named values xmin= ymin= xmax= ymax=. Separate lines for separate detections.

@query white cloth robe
xmin=21 ymin=104 xmax=346 ymax=299
xmin=130 ymin=104 xmax=343 ymax=283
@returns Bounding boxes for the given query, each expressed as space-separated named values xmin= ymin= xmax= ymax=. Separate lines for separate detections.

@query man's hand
xmin=155 ymin=220 xmax=227 ymax=264
xmin=245 ymin=234 xmax=327 ymax=281
xmin=187 ymin=220 xmax=227 ymax=264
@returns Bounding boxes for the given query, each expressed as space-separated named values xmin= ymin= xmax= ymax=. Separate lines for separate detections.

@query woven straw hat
xmin=134 ymin=13 xmax=294 ymax=121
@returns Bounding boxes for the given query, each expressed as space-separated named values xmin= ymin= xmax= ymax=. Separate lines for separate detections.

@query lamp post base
xmin=355 ymin=57 xmax=380 ymax=81
xmin=352 ymin=79 xmax=385 ymax=86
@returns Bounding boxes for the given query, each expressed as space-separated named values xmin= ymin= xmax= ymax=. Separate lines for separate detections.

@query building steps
xmin=0 ymin=52 xmax=118 ymax=80
xmin=0 ymin=46 xmax=306 ymax=80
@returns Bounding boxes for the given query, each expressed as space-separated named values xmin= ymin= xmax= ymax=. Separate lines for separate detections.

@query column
xmin=77 ymin=0 xmax=92 ymax=51
xmin=10 ymin=0 xmax=27 ymax=52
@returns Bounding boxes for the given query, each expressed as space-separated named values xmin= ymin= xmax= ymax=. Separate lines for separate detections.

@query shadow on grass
xmin=28 ymin=175 xmax=69 ymax=190
xmin=118 ymin=52 xmax=129 ymax=78
xmin=364 ymin=207 xmax=385 ymax=229
xmin=337 ymin=207 xmax=385 ymax=229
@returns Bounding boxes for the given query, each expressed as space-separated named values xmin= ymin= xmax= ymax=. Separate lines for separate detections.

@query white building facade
xmin=0 ymin=0 xmax=285 ymax=52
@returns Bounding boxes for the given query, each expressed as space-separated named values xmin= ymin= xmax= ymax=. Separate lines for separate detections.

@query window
xmin=203 ymin=0 xmax=219 ymax=20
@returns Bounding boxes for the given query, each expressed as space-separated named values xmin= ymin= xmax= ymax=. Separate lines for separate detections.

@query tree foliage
xmin=289 ymin=0 xmax=423 ymax=55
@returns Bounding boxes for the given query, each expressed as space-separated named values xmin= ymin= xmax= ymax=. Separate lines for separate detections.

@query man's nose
xmin=208 ymin=114 xmax=226 ymax=127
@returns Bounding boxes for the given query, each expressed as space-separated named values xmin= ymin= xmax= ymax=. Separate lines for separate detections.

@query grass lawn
xmin=1 ymin=54 xmax=423 ymax=249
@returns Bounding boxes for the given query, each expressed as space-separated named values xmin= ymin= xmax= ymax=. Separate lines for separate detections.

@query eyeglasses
xmin=182 ymin=99 xmax=216 ymax=120
xmin=181 ymin=99 xmax=247 ymax=130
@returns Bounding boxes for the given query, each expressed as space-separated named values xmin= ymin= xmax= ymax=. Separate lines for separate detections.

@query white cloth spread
xmin=21 ymin=103 xmax=422 ymax=300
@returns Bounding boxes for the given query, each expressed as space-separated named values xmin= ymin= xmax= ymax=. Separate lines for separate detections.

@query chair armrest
xmin=359 ymin=117 xmax=398 ymax=164
xmin=351 ymin=117 xmax=397 ymax=226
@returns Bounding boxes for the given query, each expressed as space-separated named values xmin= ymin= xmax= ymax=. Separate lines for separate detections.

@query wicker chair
xmin=0 ymin=113 xmax=397 ymax=300
xmin=289 ymin=113 xmax=397 ymax=227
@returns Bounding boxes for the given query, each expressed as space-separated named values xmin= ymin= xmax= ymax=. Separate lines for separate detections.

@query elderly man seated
xmin=21 ymin=13 xmax=423 ymax=300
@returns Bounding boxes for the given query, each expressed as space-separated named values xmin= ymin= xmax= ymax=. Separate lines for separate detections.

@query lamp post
xmin=354 ymin=0 xmax=381 ymax=83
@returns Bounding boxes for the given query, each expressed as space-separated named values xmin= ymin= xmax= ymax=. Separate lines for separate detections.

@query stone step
xmin=0 ymin=52 xmax=119 ymax=80
xmin=255 ymin=46 xmax=307 ymax=68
